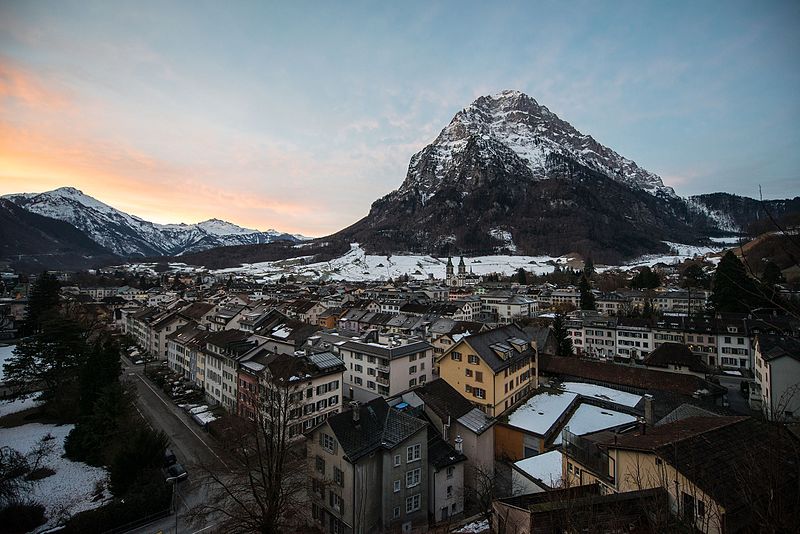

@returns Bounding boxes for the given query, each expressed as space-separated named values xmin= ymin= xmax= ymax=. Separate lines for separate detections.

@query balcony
xmin=377 ymin=376 xmax=390 ymax=386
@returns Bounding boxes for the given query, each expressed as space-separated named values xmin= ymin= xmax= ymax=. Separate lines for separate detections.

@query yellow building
xmin=435 ymin=324 xmax=537 ymax=416
xmin=561 ymin=416 xmax=799 ymax=533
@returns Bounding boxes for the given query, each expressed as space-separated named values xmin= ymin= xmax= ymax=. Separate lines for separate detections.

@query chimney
xmin=643 ymin=394 xmax=654 ymax=426
xmin=454 ymin=435 xmax=463 ymax=453
xmin=638 ymin=416 xmax=647 ymax=435
xmin=349 ymin=400 xmax=360 ymax=424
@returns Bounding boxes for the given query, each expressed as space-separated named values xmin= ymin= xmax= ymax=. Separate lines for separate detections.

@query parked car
xmin=166 ymin=462 xmax=188 ymax=482
xmin=740 ymin=380 xmax=750 ymax=397
xmin=164 ymin=449 xmax=177 ymax=467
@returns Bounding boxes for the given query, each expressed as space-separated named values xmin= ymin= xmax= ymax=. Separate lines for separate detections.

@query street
xmin=121 ymin=358 xmax=225 ymax=534
xmin=715 ymin=373 xmax=759 ymax=416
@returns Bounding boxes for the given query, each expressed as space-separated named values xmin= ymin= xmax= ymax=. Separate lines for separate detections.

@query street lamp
xmin=166 ymin=476 xmax=181 ymax=533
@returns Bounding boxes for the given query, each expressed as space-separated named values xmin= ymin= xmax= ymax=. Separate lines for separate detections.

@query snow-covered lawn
xmin=452 ymin=518 xmax=489 ymax=533
xmin=559 ymin=382 xmax=642 ymax=408
xmin=0 ymin=423 xmax=108 ymax=531
xmin=0 ymin=393 xmax=44 ymax=419
xmin=552 ymin=404 xmax=638 ymax=445
xmin=507 ymin=390 xmax=578 ymax=435
xmin=0 ymin=343 xmax=16 ymax=382
xmin=513 ymin=450 xmax=563 ymax=488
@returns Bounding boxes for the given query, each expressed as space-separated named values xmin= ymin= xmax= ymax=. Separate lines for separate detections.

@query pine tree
xmin=552 ymin=314 xmax=574 ymax=356
xmin=21 ymin=272 xmax=61 ymax=335
xmin=762 ymin=261 xmax=784 ymax=287
xmin=578 ymin=274 xmax=595 ymax=310
xmin=516 ymin=268 xmax=527 ymax=285
xmin=631 ymin=266 xmax=660 ymax=289
xmin=584 ymin=257 xmax=595 ymax=278
xmin=710 ymin=251 xmax=760 ymax=313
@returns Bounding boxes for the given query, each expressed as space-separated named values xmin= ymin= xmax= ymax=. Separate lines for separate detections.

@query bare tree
xmin=187 ymin=373 xmax=309 ymax=533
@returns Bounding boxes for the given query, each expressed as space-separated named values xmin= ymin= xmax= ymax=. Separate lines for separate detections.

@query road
xmin=714 ymin=373 xmax=759 ymax=415
xmin=121 ymin=357 xmax=225 ymax=534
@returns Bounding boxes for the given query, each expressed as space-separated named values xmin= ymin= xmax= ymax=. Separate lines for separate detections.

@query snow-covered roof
xmin=507 ymin=391 xmax=578 ymax=436
xmin=559 ymin=381 xmax=642 ymax=408
xmin=552 ymin=404 xmax=638 ymax=445
xmin=513 ymin=450 xmax=563 ymax=488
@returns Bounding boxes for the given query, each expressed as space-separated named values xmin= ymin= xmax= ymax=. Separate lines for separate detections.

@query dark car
xmin=164 ymin=449 xmax=177 ymax=467
xmin=166 ymin=463 xmax=188 ymax=482
xmin=740 ymin=380 xmax=750 ymax=397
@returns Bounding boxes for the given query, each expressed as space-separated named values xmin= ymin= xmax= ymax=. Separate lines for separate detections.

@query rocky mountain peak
xmin=398 ymin=90 xmax=676 ymax=201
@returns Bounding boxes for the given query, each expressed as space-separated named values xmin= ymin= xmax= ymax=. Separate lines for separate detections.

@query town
xmin=1 ymin=247 xmax=798 ymax=533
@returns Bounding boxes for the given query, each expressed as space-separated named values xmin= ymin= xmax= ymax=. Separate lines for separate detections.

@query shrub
xmin=0 ymin=501 xmax=46 ymax=534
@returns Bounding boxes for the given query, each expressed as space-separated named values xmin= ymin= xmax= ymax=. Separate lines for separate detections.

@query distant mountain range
xmin=2 ymin=91 xmax=798 ymax=272
xmin=0 ymin=187 xmax=308 ymax=270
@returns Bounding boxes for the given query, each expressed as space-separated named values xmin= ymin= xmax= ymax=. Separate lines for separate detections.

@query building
xmin=338 ymin=335 xmax=433 ymax=401
xmin=436 ymin=324 xmax=537 ymax=416
xmin=752 ymin=334 xmax=800 ymax=421
xmin=306 ymin=398 xmax=430 ymax=534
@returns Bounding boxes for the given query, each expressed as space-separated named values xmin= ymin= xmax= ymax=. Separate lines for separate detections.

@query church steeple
xmin=458 ymin=256 xmax=466 ymax=276
xmin=446 ymin=256 xmax=454 ymax=277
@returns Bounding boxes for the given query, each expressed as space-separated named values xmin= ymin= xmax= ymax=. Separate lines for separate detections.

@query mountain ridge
xmin=3 ymin=187 xmax=306 ymax=257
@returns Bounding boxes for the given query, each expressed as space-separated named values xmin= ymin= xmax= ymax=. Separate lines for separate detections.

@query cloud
xmin=0 ymin=58 xmax=69 ymax=110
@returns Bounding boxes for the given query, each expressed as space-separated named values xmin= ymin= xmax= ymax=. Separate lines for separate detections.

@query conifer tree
xmin=710 ymin=251 xmax=760 ymax=313
xmin=579 ymin=274 xmax=595 ymax=310
xmin=552 ymin=314 xmax=574 ymax=356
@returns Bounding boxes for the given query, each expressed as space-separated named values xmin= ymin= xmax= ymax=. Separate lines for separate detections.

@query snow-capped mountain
xmin=3 ymin=187 xmax=304 ymax=257
xmin=400 ymin=90 xmax=676 ymax=201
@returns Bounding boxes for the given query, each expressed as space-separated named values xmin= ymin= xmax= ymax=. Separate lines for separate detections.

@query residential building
xmin=752 ymin=334 xmax=800 ymax=420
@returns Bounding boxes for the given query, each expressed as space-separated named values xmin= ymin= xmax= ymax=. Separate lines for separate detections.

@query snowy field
xmin=513 ymin=450 xmax=563 ymax=488
xmin=0 ymin=393 xmax=43 ymax=418
xmin=0 ymin=343 xmax=16 ymax=382
xmin=559 ymin=382 xmax=642 ymax=408
xmin=123 ymin=237 xmax=734 ymax=282
xmin=507 ymin=391 xmax=578 ymax=435
xmin=0 ymin=422 xmax=108 ymax=531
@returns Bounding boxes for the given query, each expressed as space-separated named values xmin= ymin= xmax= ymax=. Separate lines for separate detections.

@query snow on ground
xmin=616 ymin=240 xmax=727 ymax=270
xmin=559 ymin=382 xmax=642 ymax=408
xmin=0 ymin=423 xmax=108 ymax=531
xmin=452 ymin=519 xmax=489 ymax=533
xmin=507 ymin=391 xmax=577 ymax=435
xmin=710 ymin=236 xmax=744 ymax=244
xmin=0 ymin=343 xmax=16 ymax=382
xmin=552 ymin=404 xmax=638 ymax=445
xmin=513 ymin=450 xmax=563 ymax=488
xmin=211 ymin=243 xmax=573 ymax=282
xmin=0 ymin=393 xmax=44 ymax=419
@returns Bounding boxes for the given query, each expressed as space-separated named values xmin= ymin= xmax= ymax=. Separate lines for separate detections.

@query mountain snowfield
xmin=3 ymin=187 xmax=307 ymax=257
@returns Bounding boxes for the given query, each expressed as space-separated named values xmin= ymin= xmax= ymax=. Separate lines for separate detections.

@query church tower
xmin=458 ymin=256 xmax=466 ymax=276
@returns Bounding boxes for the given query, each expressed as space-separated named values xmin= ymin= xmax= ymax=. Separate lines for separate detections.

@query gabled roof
xmin=411 ymin=378 xmax=474 ymax=422
xmin=643 ymin=342 xmax=710 ymax=373
xmin=454 ymin=323 xmax=535 ymax=374
xmin=427 ymin=427 xmax=466 ymax=469
xmin=326 ymin=398 xmax=428 ymax=462
xmin=179 ymin=301 xmax=215 ymax=320
xmin=756 ymin=334 xmax=800 ymax=363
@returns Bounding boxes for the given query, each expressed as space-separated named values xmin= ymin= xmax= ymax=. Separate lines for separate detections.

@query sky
xmin=1 ymin=0 xmax=798 ymax=237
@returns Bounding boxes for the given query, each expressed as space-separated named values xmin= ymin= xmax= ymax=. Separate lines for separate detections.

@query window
xmin=354 ymin=364 xmax=363 ymax=373
xmin=393 ymin=506 xmax=400 ymax=518
xmin=407 ymin=444 xmax=421 ymax=462
xmin=367 ymin=368 xmax=375 ymax=376
xmin=465 ymin=384 xmax=473 ymax=394
xmin=451 ymin=351 xmax=462 ymax=361
xmin=321 ymin=433 xmax=337 ymax=453
xmin=394 ymin=454 xmax=401 ymax=466
xmin=315 ymin=455 xmax=325 ymax=474
xmin=393 ymin=479 xmax=401 ymax=492
xmin=367 ymin=380 xmax=376 ymax=390
xmin=446 ymin=466 xmax=454 ymax=479
xmin=409 ymin=353 xmax=417 ymax=362
xmin=473 ymin=387 xmax=486 ymax=399
xmin=446 ymin=485 xmax=453 ymax=497
xmin=465 ymin=369 xmax=473 ymax=377
xmin=406 ymin=468 xmax=421 ymax=488
xmin=409 ymin=378 xmax=416 ymax=388
xmin=475 ymin=371 xmax=483 ymax=383
xmin=406 ymin=494 xmax=421 ymax=513
xmin=468 ymin=354 xmax=479 ymax=364
xmin=334 ymin=467 xmax=344 ymax=486
xmin=328 ymin=395 xmax=339 ymax=406
xmin=409 ymin=365 xmax=417 ymax=374
xmin=697 ymin=500 xmax=706 ymax=517
xmin=330 ymin=492 xmax=344 ymax=513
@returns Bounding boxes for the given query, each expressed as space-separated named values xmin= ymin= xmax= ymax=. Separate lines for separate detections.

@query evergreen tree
xmin=578 ymin=274 xmax=595 ymax=310
xmin=631 ymin=266 xmax=660 ymax=289
xmin=710 ymin=251 xmax=760 ymax=313
xmin=552 ymin=314 xmax=574 ymax=357
xmin=762 ymin=261 xmax=785 ymax=287
xmin=21 ymin=272 xmax=60 ymax=335
xmin=682 ymin=263 xmax=708 ymax=290
xmin=584 ymin=257 xmax=595 ymax=278
xmin=516 ymin=268 xmax=527 ymax=285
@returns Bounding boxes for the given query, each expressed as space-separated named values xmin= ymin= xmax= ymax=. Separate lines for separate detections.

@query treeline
xmin=2 ymin=272 xmax=171 ymax=533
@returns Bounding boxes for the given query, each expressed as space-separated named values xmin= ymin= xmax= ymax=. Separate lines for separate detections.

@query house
xmin=561 ymin=416 xmax=800 ymax=533
xmin=436 ymin=324 xmax=537 ymax=416
xmin=306 ymin=398 xmax=430 ymax=534
xmin=752 ymin=334 xmax=800 ymax=421
xmin=202 ymin=329 xmax=256 ymax=410
xmin=642 ymin=342 xmax=710 ymax=377
xmin=426 ymin=428 xmax=466 ymax=524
